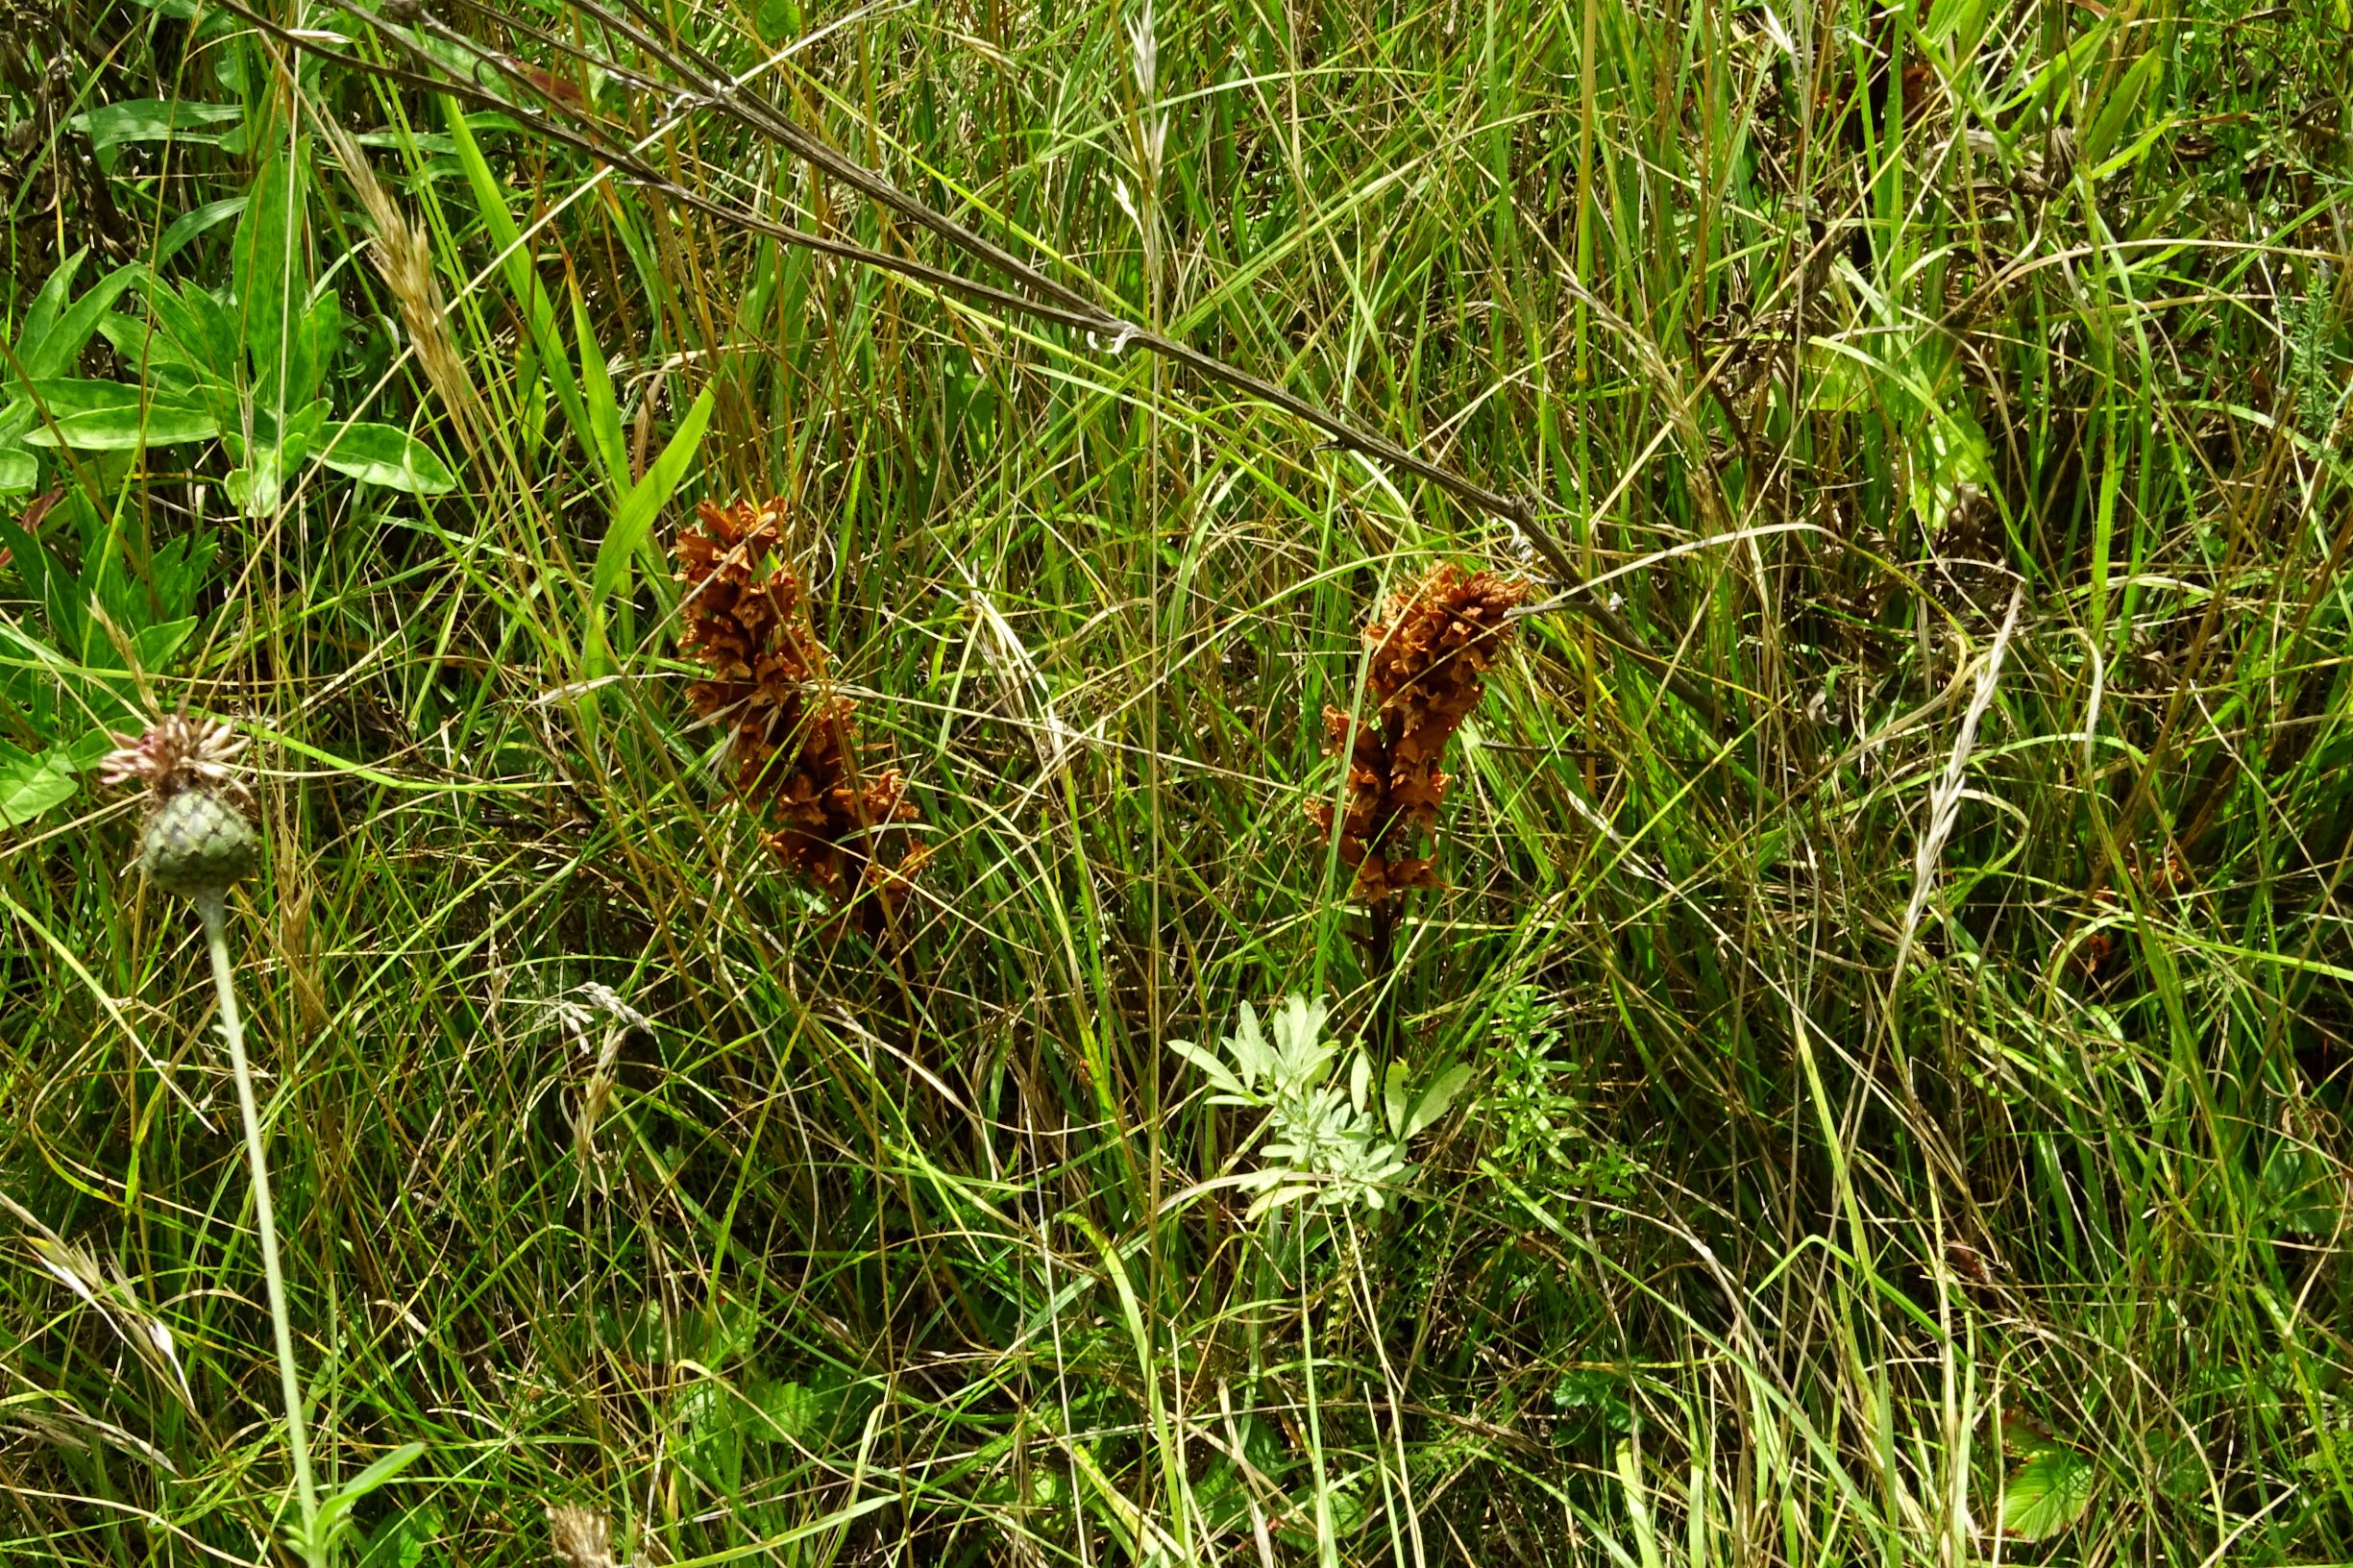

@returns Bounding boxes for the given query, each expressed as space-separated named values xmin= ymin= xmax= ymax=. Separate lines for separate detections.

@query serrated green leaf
xmin=0 ymin=745 xmax=76 ymax=828
xmin=2000 ymin=1448 xmax=2094 ymax=1541
xmin=1405 ymin=1063 xmax=1472 ymax=1139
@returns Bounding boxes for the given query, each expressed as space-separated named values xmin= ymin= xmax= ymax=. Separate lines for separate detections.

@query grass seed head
xmin=545 ymin=1504 xmax=618 ymax=1568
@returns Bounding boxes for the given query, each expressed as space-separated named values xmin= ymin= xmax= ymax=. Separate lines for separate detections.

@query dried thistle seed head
xmin=98 ymin=714 xmax=251 ymax=809
xmin=136 ymin=787 xmax=257 ymax=898
xmin=546 ymin=1504 xmax=619 ymax=1568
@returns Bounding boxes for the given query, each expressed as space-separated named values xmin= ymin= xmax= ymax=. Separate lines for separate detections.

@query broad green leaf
xmin=593 ymin=384 xmax=714 ymax=608
xmin=353 ymin=1504 xmax=438 ymax=1568
xmin=1383 ymin=1060 xmax=1412 ymax=1140
xmin=751 ymin=1379 xmax=819 ymax=1443
xmin=1921 ymin=0 xmax=1992 ymax=52
xmin=18 ymin=263 xmax=144 ymax=382
xmin=1992 ymin=21 xmax=2112 ymax=117
xmin=2000 ymin=1448 xmax=2094 ymax=1541
xmin=2088 ymin=114 xmax=2178 ymax=184
xmin=142 ymin=281 xmax=241 ymax=392
xmin=2083 ymin=51 xmax=2164 ymax=171
xmin=233 ymin=147 xmax=307 ymax=384
xmin=96 ymin=311 xmax=200 ymax=383
xmin=132 ymin=618 xmax=198 ymax=671
xmin=1404 ymin=1063 xmax=1473 ymax=1139
xmin=14 ymin=250 xmax=86 ymax=357
xmin=226 ymin=455 xmax=284 ymax=518
xmin=2262 ymin=1141 xmax=2340 ymax=1236
xmin=0 ymin=745 xmax=76 ymax=828
xmin=272 ymin=290 xmax=343 ymax=413
xmin=67 ymin=100 xmax=241 ymax=159
xmin=314 ymin=422 xmax=457 ymax=494
xmin=0 ymin=449 xmax=33 ymax=494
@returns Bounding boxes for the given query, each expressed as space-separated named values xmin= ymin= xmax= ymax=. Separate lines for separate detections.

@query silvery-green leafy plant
xmin=1173 ymin=994 xmax=1469 ymax=1218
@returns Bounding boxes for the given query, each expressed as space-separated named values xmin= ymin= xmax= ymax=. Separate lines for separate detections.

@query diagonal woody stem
xmin=214 ymin=0 xmax=1721 ymax=722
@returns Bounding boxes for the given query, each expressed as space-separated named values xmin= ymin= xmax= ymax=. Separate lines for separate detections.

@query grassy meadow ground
xmin=2 ymin=0 xmax=2350 ymax=1561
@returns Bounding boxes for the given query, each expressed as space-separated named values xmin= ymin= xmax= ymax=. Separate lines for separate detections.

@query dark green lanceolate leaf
xmin=12 ymin=253 xmax=144 ymax=382
xmin=141 ymin=279 xmax=241 ymax=387
xmin=231 ymin=147 xmax=309 ymax=383
xmin=2083 ymin=51 xmax=2166 ymax=171
xmin=156 ymin=196 xmax=249 ymax=270
xmin=66 ymin=100 xmax=242 ymax=159
xmin=17 ymin=380 xmax=219 ymax=450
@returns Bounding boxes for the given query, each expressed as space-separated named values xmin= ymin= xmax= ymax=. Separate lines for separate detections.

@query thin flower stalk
xmin=100 ymin=716 xmax=323 ymax=1565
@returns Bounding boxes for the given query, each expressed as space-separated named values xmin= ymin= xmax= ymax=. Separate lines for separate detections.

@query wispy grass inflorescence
xmin=546 ymin=1503 xmax=620 ymax=1568
xmin=674 ymin=497 xmax=927 ymax=926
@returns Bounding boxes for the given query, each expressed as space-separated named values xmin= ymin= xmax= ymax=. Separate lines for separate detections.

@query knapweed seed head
xmin=98 ymin=713 xmax=250 ymax=806
xmin=101 ymin=715 xmax=257 ymax=899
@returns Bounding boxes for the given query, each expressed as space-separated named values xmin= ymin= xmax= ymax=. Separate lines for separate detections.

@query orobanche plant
xmin=1174 ymin=994 xmax=1468 ymax=1219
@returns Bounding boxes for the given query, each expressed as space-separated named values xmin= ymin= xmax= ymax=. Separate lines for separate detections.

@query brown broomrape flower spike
xmin=1309 ymin=563 xmax=1529 ymax=903
xmin=674 ymin=497 xmax=926 ymax=923
xmin=100 ymin=714 xmax=258 ymax=900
